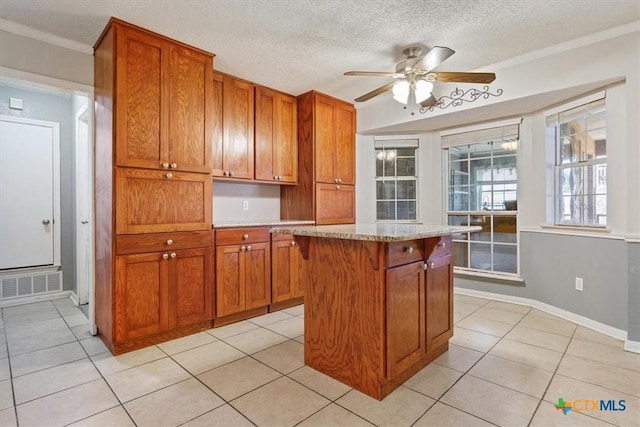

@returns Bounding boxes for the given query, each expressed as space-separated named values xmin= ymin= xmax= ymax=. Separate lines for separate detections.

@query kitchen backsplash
xmin=212 ymin=181 xmax=281 ymax=223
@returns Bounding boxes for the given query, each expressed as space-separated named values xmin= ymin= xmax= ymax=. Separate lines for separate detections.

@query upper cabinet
xmin=114 ymin=24 xmax=212 ymax=173
xmin=255 ymin=86 xmax=298 ymax=184
xmin=212 ymin=73 xmax=254 ymax=179
xmin=314 ymin=93 xmax=356 ymax=186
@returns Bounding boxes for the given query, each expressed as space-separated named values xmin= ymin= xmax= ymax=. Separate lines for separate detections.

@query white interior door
xmin=0 ymin=116 xmax=58 ymax=269
xmin=75 ymin=103 xmax=91 ymax=305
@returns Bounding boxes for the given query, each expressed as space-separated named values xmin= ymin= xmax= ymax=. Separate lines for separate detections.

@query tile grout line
xmin=0 ymin=305 xmax=20 ymax=427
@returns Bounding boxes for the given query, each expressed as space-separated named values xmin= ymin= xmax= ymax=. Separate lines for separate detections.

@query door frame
xmin=0 ymin=114 xmax=61 ymax=268
xmin=74 ymin=102 xmax=92 ymax=305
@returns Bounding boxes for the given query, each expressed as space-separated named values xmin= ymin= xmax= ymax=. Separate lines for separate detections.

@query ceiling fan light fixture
xmin=392 ymin=80 xmax=410 ymax=104
xmin=414 ymin=80 xmax=434 ymax=103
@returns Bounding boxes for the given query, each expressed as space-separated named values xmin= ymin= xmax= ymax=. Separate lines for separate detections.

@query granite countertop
xmin=270 ymin=223 xmax=482 ymax=242
xmin=213 ymin=220 xmax=315 ymax=229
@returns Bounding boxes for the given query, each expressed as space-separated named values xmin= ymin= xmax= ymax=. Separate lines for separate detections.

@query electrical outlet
xmin=575 ymin=277 xmax=584 ymax=291
xmin=242 ymin=200 xmax=249 ymax=211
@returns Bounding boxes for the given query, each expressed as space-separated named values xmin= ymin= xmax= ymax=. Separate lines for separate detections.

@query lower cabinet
xmin=115 ymin=246 xmax=213 ymax=342
xmin=425 ymin=254 xmax=454 ymax=351
xmin=215 ymin=229 xmax=271 ymax=318
xmin=271 ymin=235 xmax=304 ymax=303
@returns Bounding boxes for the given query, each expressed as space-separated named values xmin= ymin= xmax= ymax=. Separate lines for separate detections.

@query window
xmin=442 ymin=122 xmax=519 ymax=274
xmin=375 ymin=138 xmax=418 ymax=221
xmin=546 ymin=98 xmax=606 ymax=227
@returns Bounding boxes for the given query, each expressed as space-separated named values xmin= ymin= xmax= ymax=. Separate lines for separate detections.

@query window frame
xmin=374 ymin=139 xmax=419 ymax=223
xmin=442 ymin=121 xmax=520 ymax=276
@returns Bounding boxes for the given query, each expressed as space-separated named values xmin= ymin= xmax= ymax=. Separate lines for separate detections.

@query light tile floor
xmin=1 ymin=296 xmax=639 ymax=427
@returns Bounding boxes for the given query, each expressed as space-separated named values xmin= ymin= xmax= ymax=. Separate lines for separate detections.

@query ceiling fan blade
xmin=354 ymin=82 xmax=395 ymax=102
xmin=415 ymin=46 xmax=455 ymax=72
xmin=430 ymin=72 xmax=496 ymax=83
xmin=420 ymin=94 xmax=437 ymax=108
xmin=344 ymin=71 xmax=403 ymax=78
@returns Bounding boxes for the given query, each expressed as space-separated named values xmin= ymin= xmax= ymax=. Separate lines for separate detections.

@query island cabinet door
xmin=271 ymin=239 xmax=294 ymax=303
xmin=425 ymin=254 xmax=454 ymax=351
xmin=215 ymin=245 xmax=246 ymax=317
xmin=245 ymin=242 xmax=271 ymax=309
xmin=169 ymin=247 xmax=213 ymax=328
xmin=386 ymin=260 xmax=425 ymax=377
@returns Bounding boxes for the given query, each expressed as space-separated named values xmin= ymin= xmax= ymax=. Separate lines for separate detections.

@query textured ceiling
xmin=0 ymin=0 xmax=638 ymax=104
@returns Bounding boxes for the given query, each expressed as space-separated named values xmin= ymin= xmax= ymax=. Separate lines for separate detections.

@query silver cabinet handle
xmin=242 ymin=234 xmax=249 ymax=240
xmin=338 ymin=178 xmax=342 ymax=184
xmin=290 ymin=241 xmax=296 ymax=247
xmin=170 ymin=252 xmax=177 ymax=259
xmin=162 ymin=162 xmax=170 ymax=169
xmin=166 ymin=239 xmax=174 ymax=245
xmin=240 ymin=246 xmax=246 ymax=251
xmin=423 ymin=262 xmax=428 ymax=270
xmin=336 ymin=185 xmax=340 ymax=190
xmin=42 ymin=219 xmax=50 ymax=225
xmin=334 ymin=178 xmax=339 ymax=183
xmin=162 ymin=253 xmax=169 ymax=260
xmin=223 ymin=171 xmax=229 ymax=177
xmin=230 ymin=171 xmax=235 ymax=177
xmin=429 ymin=262 xmax=435 ymax=269
xmin=405 ymin=246 xmax=414 ymax=254
xmin=246 ymin=245 xmax=252 ymax=251
xmin=170 ymin=163 xmax=178 ymax=169
xmin=166 ymin=172 xmax=173 ymax=179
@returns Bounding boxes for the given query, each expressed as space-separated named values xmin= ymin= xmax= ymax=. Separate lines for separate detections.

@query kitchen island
xmin=270 ymin=223 xmax=480 ymax=400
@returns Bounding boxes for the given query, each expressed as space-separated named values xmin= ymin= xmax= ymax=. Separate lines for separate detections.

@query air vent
xmin=0 ymin=271 xmax=63 ymax=301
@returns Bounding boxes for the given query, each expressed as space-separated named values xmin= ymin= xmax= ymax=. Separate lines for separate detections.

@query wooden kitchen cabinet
xmin=215 ymin=228 xmax=271 ymax=320
xmin=114 ymin=22 xmax=212 ymax=173
xmin=114 ymin=246 xmax=213 ymax=342
xmin=271 ymin=235 xmax=304 ymax=304
xmin=212 ymin=73 xmax=255 ymax=179
xmin=281 ymin=91 xmax=356 ymax=225
xmin=425 ymin=254 xmax=453 ymax=351
xmin=115 ymin=168 xmax=212 ymax=234
xmin=95 ymin=18 xmax=214 ymax=354
xmin=255 ymin=86 xmax=298 ymax=183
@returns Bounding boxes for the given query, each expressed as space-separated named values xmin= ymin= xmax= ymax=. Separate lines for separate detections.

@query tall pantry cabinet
xmin=94 ymin=18 xmax=214 ymax=354
xmin=281 ymin=91 xmax=356 ymax=224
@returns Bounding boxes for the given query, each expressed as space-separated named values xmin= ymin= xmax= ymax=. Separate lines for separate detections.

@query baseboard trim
xmin=69 ymin=291 xmax=79 ymax=307
xmin=454 ymin=287 xmax=639 ymax=354
xmin=0 ymin=290 xmax=71 ymax=308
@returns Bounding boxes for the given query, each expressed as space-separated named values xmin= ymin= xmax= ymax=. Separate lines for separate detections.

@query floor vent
xmin=0 ymin=271 xmax=63 ymax=301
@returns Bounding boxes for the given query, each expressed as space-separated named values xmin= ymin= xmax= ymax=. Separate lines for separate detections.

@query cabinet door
xmin=115 ymin=252 xmax=169 ymax=341
xmin=271 ymin=239 xmax=293 ymax=303
xmin=215 ymin=245 xmax=245 ymax=317
xmin=211 ymin=73 xmax=224 ymax=176
xmin=169 ymin=247 xmax=213 ymax=327
xmin=314 ymin=94 xmax=336 ymax=184
xmin=274 ymin=93 xmax=298 ymax=183
xmin=315 ymin=183 xmax=355 ymax=225
xmin=386 ymin=261 xmax=425 ymax=377
xmin=245 ymin=242 xmax=271 ymax=309
xmin=116 ymin=168 xmax=212 ymax=234
xmin=115 ymin=26 xmax=169 ymax=170
xmin=335 ymin=102 xmax=356 ymax=185
xmin=425 ymin=255 xmax=454 ymax=351
xmin=255 ymin=86 xmax=276 ymax=181
xmin=222 ymin=76 xmax=254 ymax=179
xmin=168 ymin=45 xmax=213 ymax=173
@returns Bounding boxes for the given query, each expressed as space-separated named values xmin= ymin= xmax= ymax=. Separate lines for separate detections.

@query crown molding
xmin=0 ymin=18 xmax=93 ymax=54
xmin=475 ymin=20 xmax=640 ymax=72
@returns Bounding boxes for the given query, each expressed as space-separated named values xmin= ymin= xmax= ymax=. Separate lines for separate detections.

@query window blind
xmin=440 ymin=123 xmax=520 ymax=148
xmin=545 ymin=98 xmax=606 ymax=127
xmin=374 ymin=138 xmax=419 ymax=149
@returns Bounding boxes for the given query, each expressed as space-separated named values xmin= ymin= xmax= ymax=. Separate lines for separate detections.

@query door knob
xmin=42 ymin=219 xmax=50 ymax=225
xmin=81 ymin=220 xmax=89 ymax=224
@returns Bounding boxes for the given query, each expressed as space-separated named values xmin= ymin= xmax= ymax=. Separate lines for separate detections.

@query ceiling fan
xmin=344 ymin=46 xmax=496 ymax=107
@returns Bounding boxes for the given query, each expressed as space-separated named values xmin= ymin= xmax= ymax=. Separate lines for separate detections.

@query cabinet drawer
xmin=425 ymin=236 xmax=452 ymax=260
xmin=116 ymin=231 xmax=212 ymax=255
xmin=271 ymin=232 xmax=295 ymax=242
xmin=215 ymin=227 xmax=270 ymax=245
xmin=386 ymin=240 xmax=425 ymax=268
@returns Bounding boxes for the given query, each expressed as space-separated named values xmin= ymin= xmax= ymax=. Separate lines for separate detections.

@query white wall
xmin=212 ymin=182 xmax=281 ymax=223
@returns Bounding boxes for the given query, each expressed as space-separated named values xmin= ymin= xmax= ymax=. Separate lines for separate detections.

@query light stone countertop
xmin=270 ymin=223 xmax=482 ymax=242
xmin=213 ymin=220 xmax=315 ymax=229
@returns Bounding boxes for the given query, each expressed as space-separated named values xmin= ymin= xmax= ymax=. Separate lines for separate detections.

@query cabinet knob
xmin=338 ymin=178 xmax=342 ymax=184
xmin=246 ymin=245 xmax=252 ymax=251
xmin=405 ymin=246 xmax=414 ymax=254
xmin=223 ymin=171 xmax=228 ymax=177
xmin=242 ymin=234 xmax=249 ymax=240
xmin=166 ymin=172 xmax=173 ymax=179
xmin=230 ymin=171 xmax=235 ymax=177
xmin=166 ymin=239 xmax=174 ymax=246
xmin=162 ymin=253 xmax=169 ymax=260
xmin=162 ymin=162 xmax=170 ymax=169
xmin=240 ymin=246 xmax=246 ymax=251
xmin=170 ymin=252 xmax=177 ymax=259
xmin=170 ymin=162 xmax=178 ymax=169
xmin=277 ymin=176 xmax=281 ymax=180
xmin=290 ymin=241 xmax=296 ymax=247
xmin=336 ymin=185 xmax=340 ymax=190
xmin=437 ymin=241 xmax=446 ymax=248
xmin=274 ymin=175 xmax=277 ymax=180
xmin=334 ymin=178 xmax=339 ymax=183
